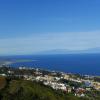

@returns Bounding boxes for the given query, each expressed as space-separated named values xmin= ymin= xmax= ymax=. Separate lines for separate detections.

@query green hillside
xmin=0 ymin=76 xmax=6 ymax=89
xmin=0 ymin=77 xmax=94 ymax=100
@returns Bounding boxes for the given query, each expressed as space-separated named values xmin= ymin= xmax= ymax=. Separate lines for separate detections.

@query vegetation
xmin=60 ymin=79 xmax=83 ymax=88
xmin=0 ymin=76 xmax=99 ymax=100
xmin=0 ymin=76 xmax=87 ymax=100
xmin=0 ymin=76 xmax=6 ymax=89
xmin=94 ymin=77 xmax=100 ymax=82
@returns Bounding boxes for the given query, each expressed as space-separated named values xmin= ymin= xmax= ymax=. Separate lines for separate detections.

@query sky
xmin=0 ymin=0 xmax=100 ymax=55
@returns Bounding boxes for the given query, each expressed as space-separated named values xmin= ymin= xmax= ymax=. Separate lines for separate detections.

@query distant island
xmin=38 ymin=48 xmax=100 ymax=54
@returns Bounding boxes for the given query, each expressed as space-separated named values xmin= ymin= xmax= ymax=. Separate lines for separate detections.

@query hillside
xmin=0 ymin=77 xmax=88 ymax=100
xmin=0 ymin=76 xmax=6 ymax=89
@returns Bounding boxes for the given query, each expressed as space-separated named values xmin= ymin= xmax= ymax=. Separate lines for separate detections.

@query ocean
xmin=8 ymin=54 xmax=100 ymax=76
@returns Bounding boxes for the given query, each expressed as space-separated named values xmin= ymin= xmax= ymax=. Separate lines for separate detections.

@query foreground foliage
xmin=0 ymin=76 xmax=99 ymax=100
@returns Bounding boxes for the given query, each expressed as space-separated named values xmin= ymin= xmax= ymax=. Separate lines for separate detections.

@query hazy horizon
xmin=0 ymin=0 xmax=100 ymax=55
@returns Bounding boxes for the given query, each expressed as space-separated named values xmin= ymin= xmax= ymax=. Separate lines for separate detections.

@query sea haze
xmin=7 ymin=54 xmax=100 ymax=76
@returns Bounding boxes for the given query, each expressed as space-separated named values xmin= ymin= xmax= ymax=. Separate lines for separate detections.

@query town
xmin=0 ymin=64 xmax=100 ymax=99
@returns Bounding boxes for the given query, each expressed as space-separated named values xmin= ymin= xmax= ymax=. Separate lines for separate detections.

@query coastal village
xmin=0 ymin=65 xmax=100 ymax=98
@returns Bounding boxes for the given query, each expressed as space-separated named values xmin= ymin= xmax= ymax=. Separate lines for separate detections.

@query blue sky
xmin=0 ymin=0 xmax=100 ymax=55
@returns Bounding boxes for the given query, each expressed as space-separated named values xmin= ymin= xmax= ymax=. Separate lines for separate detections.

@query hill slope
xmin=0 ymin=78 xmax=86 ymax=100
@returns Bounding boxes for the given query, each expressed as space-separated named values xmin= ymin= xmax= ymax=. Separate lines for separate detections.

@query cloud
xmin=0 ymin=31 xmax=100 ymax=55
